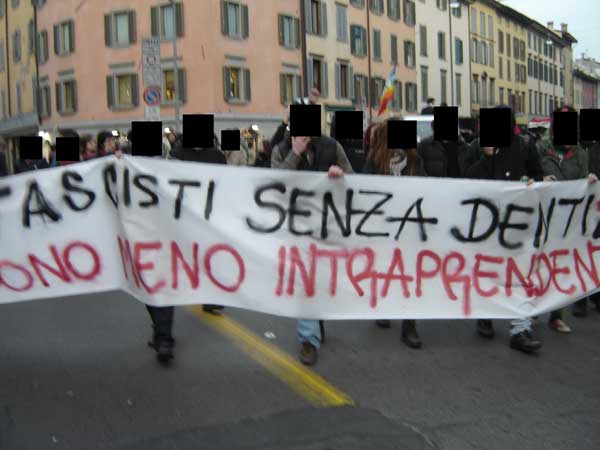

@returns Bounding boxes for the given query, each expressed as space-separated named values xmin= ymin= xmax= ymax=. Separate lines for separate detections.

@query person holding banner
xmin=271 ymin=102 xmax=353 ymax=366
xmin=585 ymin=137 xmax=600 ymax=316
xmin=363 ymin=118 xmax=427 ymax=349
xmin=466 ymin=105 xmax=549 ymax=354
xmin=417 ymin=120 xmax=474 ymax=179
xmin=136 ymin=136 xmax=228 ymax=364
xmin=537 ymin=105 xmax=599 ymax=328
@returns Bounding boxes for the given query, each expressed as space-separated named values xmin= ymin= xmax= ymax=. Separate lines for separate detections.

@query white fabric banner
xmin=2 ymin=156 xmax=600 ymax=319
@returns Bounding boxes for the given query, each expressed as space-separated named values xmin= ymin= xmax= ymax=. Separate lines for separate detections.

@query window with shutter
xmin=336 ymin=4 xmax=347 ymax=42
xmin=55 ymin=82 xmax=62 ymax=113
xmin=223 ymin=67 xmax=231 ymax=101
xmin=243 ymin=69 xmax=251 ymax=101
xmin=320 ymin=1 xmax=327 ymax=37
xmin=419 ymin=25 xmax=427 ymax=56
xmin=28 ymin=20 xmax=34 ymax=54
xmin=129 ymin=11 xmax=137 ymax=43
xmin=403 ymin=0 xmax=415 ymax=26
xmin=106 ymin=76 xmax=114 ymax=108
xmin=176 ymin=3 xmax=185 ymax=37
xmin=104 ymin=15 xmax=112 ymax=46
xmin=321 ymin=61 xmax=328 ymax=97
xmin=241 ymin=4 xmax=248 ymax=38
xmin=391 ymin=34 xmax=397 ymax=63
xmin=335 ymin=63 xmax=341 ymax=99
xmin=420 ymin=66 xmax=428 ymax=102
xmin=13 ymin=29 xmax=21 ymax=62
xmin=373 ymin=29 xmax=381 ymax=60
xmin=178 ymin=69 xmax=187 ymax=103
xmin=455 ymin=38 xmax=463 ymax=64
xmin=68 ymin=21 xmax=75 ymax=53
xmin=0 ymin=41 xmax=5 ymax=72
xmin=151 ymin=7 xmax=159 ymax=37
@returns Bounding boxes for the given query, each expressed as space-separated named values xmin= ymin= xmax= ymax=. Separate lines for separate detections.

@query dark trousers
xmin=146 ymin=306 xmax=174 ymax=340
xmin=550 ymin=309 xmax=563 ymax=320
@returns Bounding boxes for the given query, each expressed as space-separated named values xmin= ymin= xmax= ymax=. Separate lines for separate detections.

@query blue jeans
xmin=510 ymin=318 xmax=532 ymax=335
xmin=297 ymin=319 xmax=321 ymax=348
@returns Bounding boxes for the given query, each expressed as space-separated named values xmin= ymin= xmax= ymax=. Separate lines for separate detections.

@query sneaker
xmin=477 ymin=319 xmax=495 ymax=339
xmin=299 ymin=342 xmax=318 ymax=366
xmin=549 ymin=319 xmax=572 ymax=333
xmin=572 ymin=300 xmax=588 ymax=318
xmin=401 ymin=320 xmax=422 ymax=349
xmin=510 ymin=331 xmax=542 ymax=354
xmin=375 ymin=320 xmax=391 ymax=329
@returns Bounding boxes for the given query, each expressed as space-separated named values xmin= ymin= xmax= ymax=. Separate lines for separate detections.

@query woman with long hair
xmin=80 ymin=135 xmax=98 ymax=161
xmin=363 ymin=118 xmax=426 ymax=349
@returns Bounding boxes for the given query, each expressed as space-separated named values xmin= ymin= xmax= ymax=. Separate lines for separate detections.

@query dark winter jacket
xmin=587 ymin=141 xmax=600 ymax=178
xmin=465 ymin=135 xmax=545 ymax=181
xmin=15 ymin=159 xmax=50 ymax=173
xmin=417 ymin=136 xmax=474 ymax=178
xmin=537 ymin=135 xmax=588 ymax=181
xmin=0 ymin=152 xmax=8 ymax=176
xmin=171 ymin=147 xmax=227 ymax=165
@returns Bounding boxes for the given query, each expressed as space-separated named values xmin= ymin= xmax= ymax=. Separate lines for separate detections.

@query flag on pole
xmin=377 ymin=64 xmax=397 ymax=116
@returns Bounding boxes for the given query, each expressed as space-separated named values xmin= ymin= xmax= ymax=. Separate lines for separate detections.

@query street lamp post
xmin=170 ymin=0 xmax=181 ymax=133
xmin=300 ymin=0 xmax=308 ymax=97
xmin=366 ymin=2 xmax=372 ymax=123
xmin=449 ymin=2 xmax=461 ymax=106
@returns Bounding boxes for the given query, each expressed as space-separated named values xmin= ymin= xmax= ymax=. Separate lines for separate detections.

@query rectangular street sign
xmin=142 ymin=38 xmax=161 ymax=87
xmin=145 ymin=106 xmax=161 ymax=121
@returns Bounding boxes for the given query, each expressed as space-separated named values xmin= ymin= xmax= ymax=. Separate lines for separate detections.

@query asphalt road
xmin=1 ymin=291 xmax=599 ymax=450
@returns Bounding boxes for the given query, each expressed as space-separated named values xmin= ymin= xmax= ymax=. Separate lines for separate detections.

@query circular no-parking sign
xmin=143 ymin=86 xmax=161 ymax=106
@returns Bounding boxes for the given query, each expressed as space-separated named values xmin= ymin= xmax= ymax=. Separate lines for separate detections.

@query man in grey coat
xmin=271 ymin=113 xmax=353 ymax=366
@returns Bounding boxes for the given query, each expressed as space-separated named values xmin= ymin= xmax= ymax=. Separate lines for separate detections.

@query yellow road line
xmin=188 ymin=306 xmax=354 ymax=407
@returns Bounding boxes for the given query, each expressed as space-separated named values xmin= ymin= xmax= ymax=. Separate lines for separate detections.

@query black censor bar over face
xmin=184 ymin=114 xmax=214 ymax=149
xmin=131 ymin=121 xmax=162 ymax=157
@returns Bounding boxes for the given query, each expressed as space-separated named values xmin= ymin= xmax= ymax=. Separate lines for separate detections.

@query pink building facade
xmin=36 ymin=0 xmax=302 ymax=137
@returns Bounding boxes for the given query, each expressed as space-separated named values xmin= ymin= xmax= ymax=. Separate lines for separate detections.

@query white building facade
xmin=526 ymin=23 xmax=564 ymax=119
xmin=415 ymin=0 xmax=472 ymax=117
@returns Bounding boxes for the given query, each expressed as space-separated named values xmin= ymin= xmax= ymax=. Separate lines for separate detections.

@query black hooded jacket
xmin=171 ymin=147 xmax=226 ymax=165
xmin=465 ymin=135 xmax=544 ymax=181
xmin=329 ymin=114 xmax=366 ymax=173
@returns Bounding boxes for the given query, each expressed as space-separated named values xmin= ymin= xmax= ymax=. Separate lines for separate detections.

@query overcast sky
xmin=501 ymin=0 xmax=600 ymax=61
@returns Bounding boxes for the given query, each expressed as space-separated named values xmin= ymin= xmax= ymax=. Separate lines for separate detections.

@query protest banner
xmin=1 ymin=156 xmax=600 ymax=319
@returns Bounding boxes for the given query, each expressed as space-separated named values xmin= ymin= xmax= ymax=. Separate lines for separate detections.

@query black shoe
xmin=299 ymin=342 xmax=318 ymax=366
xmin=510 ymin=331 xmax=542 ymax=354
xmin=477 ymin=319 xmax=495 ymax=339
xmin=401 ymin=320 xmax=422 ymax=349
xmin=572 ymin=300 xmax=588 ymax=318
xmin=148 ymin=336 xmax=175 ymax=364
xmin=376 ymin=320 xmax=391 ymax=329
xmin=203 ymin=304 xmax=225 ymax=315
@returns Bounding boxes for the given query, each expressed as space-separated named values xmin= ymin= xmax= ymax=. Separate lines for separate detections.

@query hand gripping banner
xmin=1 ymin=156 xmax=600 ymax=320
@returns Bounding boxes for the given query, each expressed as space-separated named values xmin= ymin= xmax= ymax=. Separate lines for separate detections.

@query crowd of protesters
xmin=1 ymin=94 xmax=599 ymax=367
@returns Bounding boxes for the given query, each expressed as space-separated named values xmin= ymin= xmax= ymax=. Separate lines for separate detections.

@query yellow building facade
xmin=495 ymin=9 xmax=528 ymax=125
xmin=0 ymin=0 xmax=38 ymax=169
